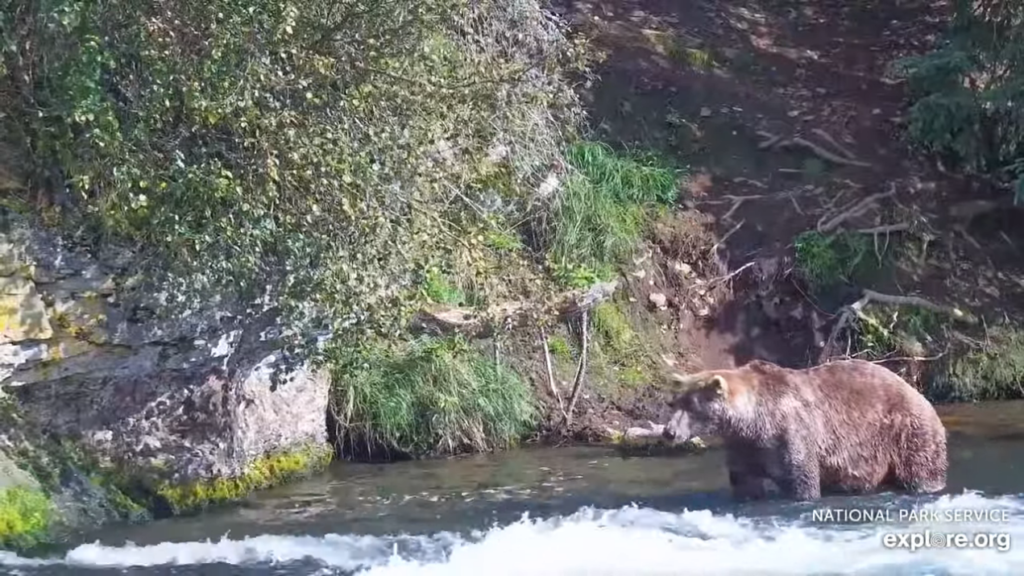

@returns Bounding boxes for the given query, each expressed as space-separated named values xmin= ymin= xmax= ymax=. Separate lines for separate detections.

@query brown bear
xmin=661 ymin=358 xmax=947 ymax=501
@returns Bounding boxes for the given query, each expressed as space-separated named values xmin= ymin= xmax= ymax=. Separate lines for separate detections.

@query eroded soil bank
xmin=542 ymin=0 xmax=1024 ymax=436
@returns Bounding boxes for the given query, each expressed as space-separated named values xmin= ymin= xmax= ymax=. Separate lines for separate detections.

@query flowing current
xmin=1 ymin=401 xmax=1023 ymax=575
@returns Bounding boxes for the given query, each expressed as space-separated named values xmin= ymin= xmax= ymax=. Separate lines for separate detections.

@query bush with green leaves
xmin=895 ymin=0 xmax=1024 ymax=202
xmin=0 ymin=0 xmax=590 ymax=353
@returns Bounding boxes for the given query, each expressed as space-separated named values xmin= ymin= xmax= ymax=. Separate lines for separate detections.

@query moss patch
xmin=793 ymin=230 xmax=887 ymax=293
xmin=154 ymin=443 xmax=333 ymax=516
xmin=0 ymin=487 xmax=53 ymax=550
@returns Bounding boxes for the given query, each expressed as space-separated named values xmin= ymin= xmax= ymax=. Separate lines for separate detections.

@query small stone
xmin=649 ymin=292 xmax=668 ymax=309
xmin=700 ymin=107 xmax=712 ymax=117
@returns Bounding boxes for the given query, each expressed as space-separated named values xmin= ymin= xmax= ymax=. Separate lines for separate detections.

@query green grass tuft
xmin=548 ymin=141 xmax=683 ymax=285
xmin=793 ymin=230 xmax=877 ymax=291
xmin=329 ymin=337 xmax=538 ymax=460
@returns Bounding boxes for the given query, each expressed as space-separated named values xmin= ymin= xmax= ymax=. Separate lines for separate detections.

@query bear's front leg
xmin=729 ymin=470 xmax=772 ymax=501
xmin=778 ymin=439 xmax=821 ymax=501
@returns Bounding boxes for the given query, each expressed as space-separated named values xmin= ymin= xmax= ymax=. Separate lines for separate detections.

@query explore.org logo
xmin=881 ymin=530 xmax=1012 ymax=552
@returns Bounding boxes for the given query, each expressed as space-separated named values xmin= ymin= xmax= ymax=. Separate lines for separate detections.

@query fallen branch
xmin=818 ymin=288 xmax=976 ymax=364
xmin=563 ymin=309 xmax=590 ymax=428
xmin=856 ymin=223 xmax=909 ymax=234
xmin=789 ymin=136 xmax=872 ymax=167
xmin=810 ymin=128 xmax=857 ymax=161
xmin=756 ymin=130 xmax=782 ymax=150
xmin=540 ymin=327 xmax=566 ymax=418
xmin=708 ymin=261 xmax=756 ymax=287
xmin=817 ymin=186 xmax=896 ymax=233
xmin=710 ymin=219 xmax=744 ymax=255
xmin=410 ymin=280 xmax=618 ymax=339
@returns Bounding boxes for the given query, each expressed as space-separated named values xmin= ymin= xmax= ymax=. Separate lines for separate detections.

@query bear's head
xmin=660 ymin=369 xmax=734 ymax=443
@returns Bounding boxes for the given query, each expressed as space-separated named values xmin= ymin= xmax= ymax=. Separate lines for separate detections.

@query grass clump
xmin=328 ymin=336 xmax=538 ymax=460
xmin=590 ymin=301 xmax=653 ymax=394
xmin=793 ymin=230 xmax=880 ymax=292
xmin=0 ymin=487 xmax=53 ymax=550
xmin=548 ymin=141 xmax=683 ymax=286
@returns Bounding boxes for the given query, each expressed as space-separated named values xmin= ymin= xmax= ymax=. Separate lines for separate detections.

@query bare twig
xmin=563 ymin=309 xmax=589 ymax=428
xmin=810 ymin=128 xmax=857 ymax=160
xmin=540 ymin=327 xmax=566 ymax=417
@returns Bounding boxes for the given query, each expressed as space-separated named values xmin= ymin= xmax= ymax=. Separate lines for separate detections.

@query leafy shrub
xmin=895 ymin=0 xmax=1024 ymax=202
xmin=327 ymin=337 xmax=538 ymax=459
xmin=0 ymin=0 xmax=590 ymax=354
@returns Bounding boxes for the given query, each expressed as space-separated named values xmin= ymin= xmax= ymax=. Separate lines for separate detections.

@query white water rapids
xmin=1 ymin=491 xmax=1021 ymax=575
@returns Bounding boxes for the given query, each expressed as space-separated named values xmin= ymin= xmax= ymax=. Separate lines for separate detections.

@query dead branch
xmin=790 ymin=137 xmax=872 ymax=167
xmin=710 ymin=219 xmax=744 ymax=255
xmin=818 ymin=288 xmax=976 ymax=364
xmin=756 ymin=130 xmax=782 ymax=149
xmin=563 ymin=309 xmax=590 ymax=428
xmin=810 ymin=128 xmax=857 ymax=161
xmin=817 ymin=186 xmax=896 ymax=233
xmin=856 ymin=223 xmax=909 ymax=234
xmin=708 ymin=261 xmax=756 ymax=287
xmin=541 ymin=327 xmax=566 ymax=418
xmin=410 ymin=280 xmax=617 ymax=339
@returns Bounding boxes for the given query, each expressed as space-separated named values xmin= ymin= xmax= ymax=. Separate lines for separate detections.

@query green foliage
xmin=793 ymin=230 xmax=875 ymax=291
xmin=895 ymin=1 xmax=1024 ymax=199
xmin=931 ymin=325 xmax=1024 ymax=402
xmin=0 ymin=487 xmax=53 ymax=550
xmin=547 ymin=142 xmax=683 ymax=285
xmin=854 ymin=305 xmax=943 ymax=360
xmin=1 ymin=0 xmax=590 ymax=353
xmin=546 ymin=335 xmax=573 ymax=360
xmin=328 ymin=336 xmax=538 ymax=459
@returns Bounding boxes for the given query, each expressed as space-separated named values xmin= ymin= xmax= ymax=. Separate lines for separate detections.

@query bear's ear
xmin=706 ymin=374 xmax=729 ymax=396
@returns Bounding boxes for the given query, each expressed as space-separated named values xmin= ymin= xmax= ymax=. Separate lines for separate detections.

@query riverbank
xmin=3 ymin=399 xmax=1024 ymax=574
xmin=1 ymin=0 xmax=1023 ymax=556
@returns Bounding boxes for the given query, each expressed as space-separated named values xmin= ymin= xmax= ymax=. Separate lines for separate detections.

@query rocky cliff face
xmin=0 ymin=211 xmax=332 ymax=546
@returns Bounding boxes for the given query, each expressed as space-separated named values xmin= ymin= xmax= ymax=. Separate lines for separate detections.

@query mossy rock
xmin=153 ymin=443 xmax=334 ymax=515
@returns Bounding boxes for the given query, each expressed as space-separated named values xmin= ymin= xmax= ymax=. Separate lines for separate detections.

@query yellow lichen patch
xmin=0 ymin=487 xmax=53 ymax=549
xmin=0 ymin=293 xmax=53 ymax=343
xmin=155 ymin=444 xmax=333 ymax=515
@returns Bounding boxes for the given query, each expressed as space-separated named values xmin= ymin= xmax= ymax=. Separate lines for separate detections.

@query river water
xmin=2 ymin=400 xmax=1024 ymax=575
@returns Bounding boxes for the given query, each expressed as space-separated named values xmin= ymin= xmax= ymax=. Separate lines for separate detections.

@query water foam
xmin=3 ymin=492 xmax=1022 ymax=575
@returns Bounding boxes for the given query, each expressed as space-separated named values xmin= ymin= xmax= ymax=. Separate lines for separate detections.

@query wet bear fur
xmin=661 ymin=358 xmax=948 ymax=501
